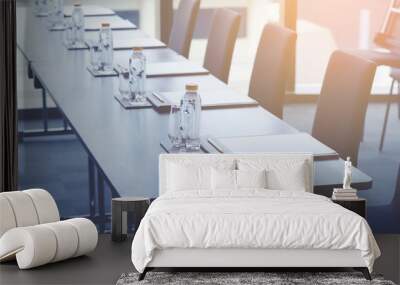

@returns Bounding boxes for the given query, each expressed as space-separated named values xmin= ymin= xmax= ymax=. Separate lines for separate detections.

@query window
xmin=296 ymin=0 xmax=393 ymax=95
xmin=175 ymin=0 xmax=283 ymax=95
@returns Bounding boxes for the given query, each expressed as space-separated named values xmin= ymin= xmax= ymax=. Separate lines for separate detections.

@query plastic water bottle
xmin=129 ymin=47 xmax=146 ymax=100
xmin=71 ymin=4 xmax=85 ymax=46
xmin=180 ymin=84 xmax=202 ymax=150
xmin=98 ymin=23 xmax=114 ymax=71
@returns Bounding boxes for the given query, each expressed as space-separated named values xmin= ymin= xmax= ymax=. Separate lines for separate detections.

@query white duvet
xmin=131 ymin=190 xmax=380 ymax=273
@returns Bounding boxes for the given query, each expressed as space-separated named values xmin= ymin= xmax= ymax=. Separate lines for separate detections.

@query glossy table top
xmin=16 ymin=6 xmax=372 ymax=198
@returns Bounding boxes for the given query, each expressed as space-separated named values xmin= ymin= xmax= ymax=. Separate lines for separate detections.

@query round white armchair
xmin=0 ymin=189 xmax=98 ymax=269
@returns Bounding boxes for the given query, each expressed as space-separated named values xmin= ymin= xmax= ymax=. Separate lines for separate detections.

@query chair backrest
xmin=312 ymin=50 xmax=376 ymax=165
xmin=0 ymin=189 xmax=60 ymax=237
xmin=203 ymin=8 xmax=241 ymax=83
xmin=168 ymin=0 xmax=201 ymax=58
xmin=249 ymin=23 xmax=297 ymax=119
xmin=159 ymin=153 xmax=314 ymax=195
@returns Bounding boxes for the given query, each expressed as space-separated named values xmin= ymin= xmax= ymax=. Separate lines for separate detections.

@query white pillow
xmin=211 ymin=169 xmax=267 ymax=190
xmin=266 ymin=163 xmax=308 ymax=191
xmin=166 ymin=158 xmax=236 ymax=192
xmin=167 ymin=162 xmax=211 ymax=191
xmin=237 ymin=158 xmax=311 ymax=192
xmin=211 ymin=168 xmax=236 ymax=190
xmin=236 ymin=169 xmax=267 ymax=189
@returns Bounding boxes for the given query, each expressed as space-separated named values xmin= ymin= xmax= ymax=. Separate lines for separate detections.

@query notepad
xmin=85 ymin=37 xmax=165 ymax=50
xmin=207 ymin=133 xmax=339 ymax=160
xmin=84 ymin=16 xmax=136 ymax=31
xmin=113 ymin=38 xmax=166 ymax=50
xmin=115 ymin=61 xmax=209 ymax=78
xmin=147 ymin=62 xmax=209 ymax=77
xmin=85 ymin=30 xmax=146 ymax=47
xmin=148 ymin=89 xmax=258 ymax=111
xmin=64 ymin=5 xmax=115 ymax=17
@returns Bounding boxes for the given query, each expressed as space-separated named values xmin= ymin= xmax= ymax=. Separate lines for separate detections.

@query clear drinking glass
xmin=89 ymin=41 xmax=101 ymax=71
xmin=168 ymin=105 xmax=183 ymax=148
xmin=118 ymin=68 xmax=130 ymax=100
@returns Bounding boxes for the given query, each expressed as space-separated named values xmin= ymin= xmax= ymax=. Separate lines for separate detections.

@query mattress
xmin=131 ymin=190 xmax=380 ymax=273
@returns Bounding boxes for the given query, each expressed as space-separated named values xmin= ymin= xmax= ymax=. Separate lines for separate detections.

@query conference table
xmin=16 ymin=5 xmax=372 ymax=223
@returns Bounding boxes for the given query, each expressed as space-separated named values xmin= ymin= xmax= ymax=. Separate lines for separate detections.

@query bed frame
xmin=138 ymin=154 xmax=372 ymax=281
xmin=139 ymin=248 xmax=370 ymax=280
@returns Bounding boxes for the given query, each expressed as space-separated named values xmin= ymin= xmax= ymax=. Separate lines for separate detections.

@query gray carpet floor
xmin=116 ymin=272 xmax=395 ymax=285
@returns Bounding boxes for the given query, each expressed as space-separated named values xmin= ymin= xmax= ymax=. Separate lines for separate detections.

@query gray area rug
xmin=116 ymin=272 xmax=396 ymax=285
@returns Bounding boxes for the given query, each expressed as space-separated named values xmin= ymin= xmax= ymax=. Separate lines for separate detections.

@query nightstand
xmin=332 ymin=198 xmax=366 ymax=218
xmin=111 ymin=197 xmax=151 ymax=242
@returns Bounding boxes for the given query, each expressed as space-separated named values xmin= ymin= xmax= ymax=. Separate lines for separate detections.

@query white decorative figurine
xmin=343 ymin=157 xmax=353 ymax=189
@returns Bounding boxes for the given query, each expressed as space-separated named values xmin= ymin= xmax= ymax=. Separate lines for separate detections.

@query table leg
xmin=27 ymin=62 xmax=33 ymax=79
xmin=88 ymin=156 xmax=96 ymax=218
xmin=41 ymin=88 xmax=48 ymax=132
xmin=63 ymin=118 xmax=68 ymax=131
xmin=97 ymin=168 xmax=106 ymax=233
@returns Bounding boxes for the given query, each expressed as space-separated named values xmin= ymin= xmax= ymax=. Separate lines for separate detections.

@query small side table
xmin=112 ymin=197 xmax=151 ymax=242
xmin=332 ymin=198 xmax=366 ymax=218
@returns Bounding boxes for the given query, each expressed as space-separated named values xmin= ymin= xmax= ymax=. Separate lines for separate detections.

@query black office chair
xmin=348 ymin=50 xmax=400 ymax=151
xmin=168 ymin=0 xmax=201 ymax=58
xmin=203 ymin=8 xmax=241 ymax=83
xmin=312 ymin=51 xmax=377 ymax=165
xmin=348 ymin=1 xmax=400 ymax=151
xmin=248 ymin=23 xmax=297 ymax=119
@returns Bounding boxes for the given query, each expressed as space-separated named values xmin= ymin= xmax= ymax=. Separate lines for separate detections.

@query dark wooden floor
xmin=1 ymin=234 xmax=399 ymax=284
xmin=0 ymin=235 xmax=133 ymax=285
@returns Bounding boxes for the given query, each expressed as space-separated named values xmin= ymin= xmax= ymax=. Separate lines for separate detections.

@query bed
xmin=131 ymin=153 xmax=380 ymax=280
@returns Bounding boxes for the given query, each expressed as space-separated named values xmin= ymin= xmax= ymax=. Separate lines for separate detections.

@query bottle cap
xmin=185 ymin=83 xmax=198 ymax=92
xmin=101 ymin=23 xmax=110 ymax=27
xmin=132 ymin=47 xmax=143 ymax=52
